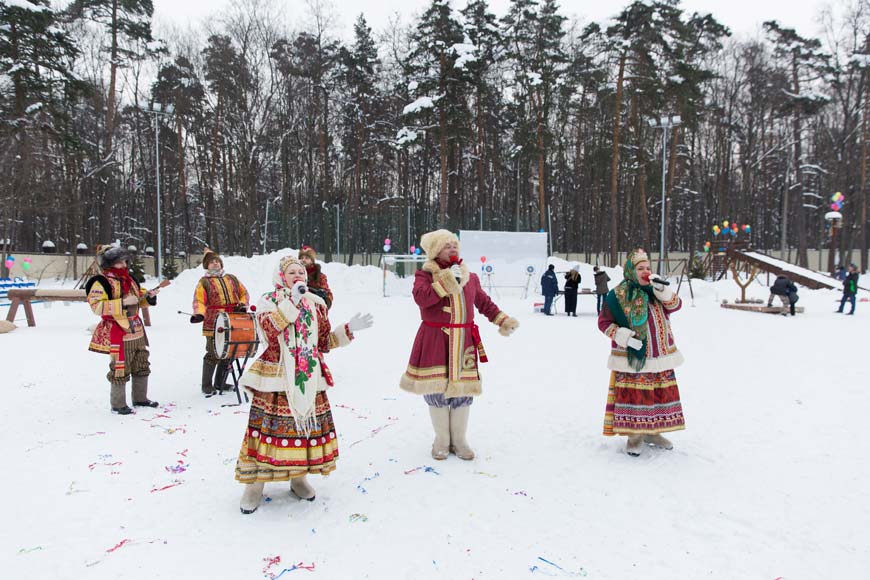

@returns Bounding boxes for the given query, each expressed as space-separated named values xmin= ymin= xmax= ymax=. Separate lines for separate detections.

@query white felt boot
xmin=626 ymin=435 xmax=645 ymax=457
xmin=644 ymin=433 xmax=674 ymax=450
xmin=290 ymin=475 xmax=316 ymax=501
xmin=239 ymin=482 xmax=265 ymax=514
xmin=448 ymin=406 xmax=475 ymax=460
xmin=429 ymin=406 xmax=450 ymax=460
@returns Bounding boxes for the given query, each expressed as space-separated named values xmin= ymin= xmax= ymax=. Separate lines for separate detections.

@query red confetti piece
xmin=149 ymin=482 xmax=183 ymax=493
xmin=106 ymin=539 xmax=131 ymax=553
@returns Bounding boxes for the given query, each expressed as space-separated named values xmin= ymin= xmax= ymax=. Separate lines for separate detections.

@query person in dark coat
xmin=563 ymin=266 xmax=581 ymax=316
xmin=837 ymin=264 xmax=859 ymax=315
xmin=540 ymin=264 xmax=559 ymax=315
xmin=767 ymin=274 xmax=798 ymax=316
xmin=593 ymin=266 xmax=611 ymax=313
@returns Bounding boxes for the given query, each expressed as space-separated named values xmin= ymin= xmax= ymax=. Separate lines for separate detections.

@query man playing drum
xmin=190 ymin=249 xmax=250 ymax=396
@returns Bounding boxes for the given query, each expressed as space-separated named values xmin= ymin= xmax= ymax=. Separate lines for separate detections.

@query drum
xmin=214 ymin=312 xmax=260 ymax=360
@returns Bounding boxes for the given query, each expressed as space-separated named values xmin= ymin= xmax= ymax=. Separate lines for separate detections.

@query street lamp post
xmin=142 ymin=103 xmax=174 ymax=280
xmin=648 ymin=115 xmax=682 ymax=276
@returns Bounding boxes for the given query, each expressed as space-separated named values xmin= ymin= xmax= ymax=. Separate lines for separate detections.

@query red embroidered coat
xmin=86 ymin=272 xmax=152 ymax=354
xmin=400 ymin=260 xmax=509 ymax=398
xmin=240 ymin=292 xmax=352 ymax=395
xmin=597 ymin=287 xmax=684 ymax=373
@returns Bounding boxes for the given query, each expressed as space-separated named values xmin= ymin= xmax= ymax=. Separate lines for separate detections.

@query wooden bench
xmin=5 ymin=288 xmax=151 ymax=327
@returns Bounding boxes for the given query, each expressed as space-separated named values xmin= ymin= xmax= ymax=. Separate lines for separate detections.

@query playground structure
xmin=698 ymin=239 xmax=839 ymax=314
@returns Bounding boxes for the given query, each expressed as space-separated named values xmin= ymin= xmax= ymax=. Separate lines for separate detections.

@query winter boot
xmin=428 ymin=406 xmax=450 ymax=460
xmin=110 ymin=381 xmax=133 ymax=415
xmin=626 ymin=435 xmax=645 ymax=456
xmin=643 ymin=433 xmax=673 ymax=450
xmin=290 ymin=475 xmax=316 ymax=501
xmin=240 ymin=482 xmax=265 ymax=514
xmin=214 ymin=361 xmax=231 ymax=392
xmin=202 ymin=360 xmax=217 ymax=395
xmin=448 ymin=405 xmax=475 ymax=460
xmin=131 ymin=375 xmax=158 ymax=407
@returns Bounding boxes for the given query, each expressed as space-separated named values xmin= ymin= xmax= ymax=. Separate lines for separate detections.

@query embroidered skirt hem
xmin=603 ymin=370 xmax=685 ymax=436
xmin=235 ymin=389 xmax=338 ymax=483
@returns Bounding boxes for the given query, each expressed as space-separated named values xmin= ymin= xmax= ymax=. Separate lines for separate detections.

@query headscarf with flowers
xmin=604 ymin=249 xmax=657 ymax=371
xmin=258 ymin=254 xmax=323 ymax=435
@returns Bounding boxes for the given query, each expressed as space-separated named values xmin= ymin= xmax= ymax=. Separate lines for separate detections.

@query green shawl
xmin=604 ymin=258 xmax=657 ymax=372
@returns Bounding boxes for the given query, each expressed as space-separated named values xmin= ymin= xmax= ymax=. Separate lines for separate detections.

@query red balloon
xmin=480 ymin=256 xmax=486 ymax=263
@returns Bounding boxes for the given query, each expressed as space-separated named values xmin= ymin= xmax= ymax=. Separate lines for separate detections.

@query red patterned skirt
xmin=603 ymin=370 xmax=685 ymax=436
xmin=235 ymin=390 xmax=338 ymax=483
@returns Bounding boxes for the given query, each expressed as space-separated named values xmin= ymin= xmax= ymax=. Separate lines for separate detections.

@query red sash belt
xmin=423 ymin=321 xmax=488 ymax=363
xmin=102 ymin=315 xmax=133 ymax=377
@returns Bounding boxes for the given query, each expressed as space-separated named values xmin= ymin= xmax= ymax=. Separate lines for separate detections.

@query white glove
xmin=651 ymin=278 xmax=667 ymax=292
xmin=347 ymin=312 xmax=374 ymax=332
xmin=449 ymin=264 xmax=462 ymax=281
xmin=290 ymin=281 xmax=307 ymax=305
xmin=122 ymin=294 xmax=139 ymax=306
xmin=652 ymin=280 xmax=674 ymax=301
xmin=627 ymin=337 xmax=643 ymax=350
xmin=613 ymin=327 xmax=636 ymax=348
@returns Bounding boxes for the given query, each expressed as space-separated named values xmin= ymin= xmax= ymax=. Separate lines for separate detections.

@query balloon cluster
xmin=831 ymin=191 xmax=845 ymax=211
xmin=703 ymin=241 xmax=711 ymax=252
xmin=712 ymin=220 xmax=750 ymax=236
xmin=3 ymin=255 xmax=13 ymax=270
xmin=408 ymin=245 xmax=422 ymax=255
xmin=383 ymin=238 xmax=391 ymax=253
xmin=22 ymin=257 xmax=32 ymax=271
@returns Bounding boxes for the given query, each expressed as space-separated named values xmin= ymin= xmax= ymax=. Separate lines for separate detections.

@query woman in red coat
xmin=400 ymin=229 xmax=519 ymax=460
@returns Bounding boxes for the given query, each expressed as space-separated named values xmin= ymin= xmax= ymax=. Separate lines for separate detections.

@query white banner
xmin=458 ymin=230 xmax=549 ymax=288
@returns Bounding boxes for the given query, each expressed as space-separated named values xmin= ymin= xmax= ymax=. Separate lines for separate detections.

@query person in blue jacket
xmin=541 ymin=264 xmax=559 ymax=316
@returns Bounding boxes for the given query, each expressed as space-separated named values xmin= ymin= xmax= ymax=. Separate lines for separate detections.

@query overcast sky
xmin=150 ymin=0 xmax=832 ymax=42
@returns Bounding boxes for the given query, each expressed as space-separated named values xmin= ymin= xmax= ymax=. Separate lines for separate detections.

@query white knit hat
xmin=419 ymin=229 xmax=460 ymax=261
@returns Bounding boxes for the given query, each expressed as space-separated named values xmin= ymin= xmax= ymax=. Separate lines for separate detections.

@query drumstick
xmin=177 ymin=310 xmax=194 ymax=316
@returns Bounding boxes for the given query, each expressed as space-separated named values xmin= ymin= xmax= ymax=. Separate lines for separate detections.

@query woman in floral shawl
xmin=597 ymin=249 xmax=685 ymax=456
xmin=235 ymin=256 xmax=373 ymax=514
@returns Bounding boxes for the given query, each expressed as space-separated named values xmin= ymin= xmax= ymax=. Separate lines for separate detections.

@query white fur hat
xmin=419 ymin=229 xmax=460 ymax=261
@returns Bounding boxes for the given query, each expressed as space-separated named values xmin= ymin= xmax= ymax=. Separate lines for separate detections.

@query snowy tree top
xmin=0 ymin=0 xmax=52 ymax=12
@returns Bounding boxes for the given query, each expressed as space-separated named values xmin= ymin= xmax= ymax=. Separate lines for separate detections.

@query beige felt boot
xmin=626 ymin=435 xmax=645 ymax=456
xmin=644 ymin=433 xmax=674 ymax=450
xmin=429 ymin=406 xmax=450 ymax=460
xmin=290 ymin=475 xmax=316 ymax=501
xmin=240 ymin=482 xmax=265 ymax=514
xmin=448 ymin=406 xmax=475 ymax=460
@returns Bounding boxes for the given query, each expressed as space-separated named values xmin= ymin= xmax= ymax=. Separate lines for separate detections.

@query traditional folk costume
xmin=597 ymin=249 xmax=685 ymax=455
xmin=400 ymin=229 xmax=519 ymax=461
xmin=235 ymin=256 xmax=371 ymax=513
xmin=298 ymin=246 xmax=333 ymax=309
xmin=191 ymin=250 xmax=250 ymax=395
xmin=86 ymin=245 xmax=158 ymax=414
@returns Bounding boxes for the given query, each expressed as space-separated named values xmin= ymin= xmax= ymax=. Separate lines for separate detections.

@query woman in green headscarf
xmin=597 ymin=249 xmax=686 ymax=456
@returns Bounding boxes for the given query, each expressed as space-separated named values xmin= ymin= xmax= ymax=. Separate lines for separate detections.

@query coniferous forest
xmin=2 ymin=0 xmax=870 ymax=269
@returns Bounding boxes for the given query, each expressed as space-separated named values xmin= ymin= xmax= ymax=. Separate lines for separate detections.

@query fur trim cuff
xmin=607 ymin=349 xmax=684 ymax=373
xmin=498 ymin=316 xmax=519 ymax=336
xmin=433 ymin=268 xmax=462 ymax=295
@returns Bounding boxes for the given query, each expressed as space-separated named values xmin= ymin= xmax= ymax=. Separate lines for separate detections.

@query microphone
xmin=651 ymin=277 xmax=670 ymax=286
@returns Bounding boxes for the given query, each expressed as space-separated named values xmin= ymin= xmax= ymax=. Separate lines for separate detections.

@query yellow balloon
xmin=723 ymin=220 xmax=729 ymax=228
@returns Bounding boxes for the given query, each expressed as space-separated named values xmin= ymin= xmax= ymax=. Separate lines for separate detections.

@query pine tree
xmin=406 ymin=0 xmax=470 ymax=227
xmin=66 ymin=0 xmax=155 ymax=243
xmin=339 ymin=14 xmax=381 ymax=262
xmin=764 ymin=20 xmax=833 ymax=267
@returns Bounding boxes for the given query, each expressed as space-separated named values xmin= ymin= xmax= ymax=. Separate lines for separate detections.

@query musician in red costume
xmin=86 ymin=244 xmax=160 ymax=414
xmin=190 ymin=249 xmax=250 ymax=396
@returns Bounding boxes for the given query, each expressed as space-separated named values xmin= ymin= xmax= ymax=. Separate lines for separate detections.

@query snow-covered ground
xmin=3 ymin=251 xmax=867 ymax=579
